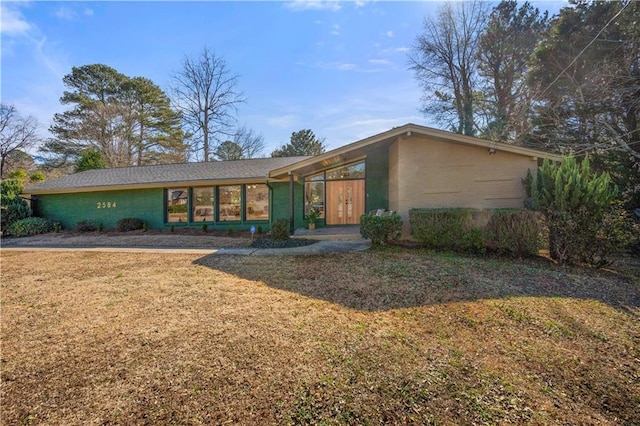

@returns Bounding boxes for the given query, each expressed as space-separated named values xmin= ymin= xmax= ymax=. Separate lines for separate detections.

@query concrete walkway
xmin=1 ymin=239 xmax=371 ymax=256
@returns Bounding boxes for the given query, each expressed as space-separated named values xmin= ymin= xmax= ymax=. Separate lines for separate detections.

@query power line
xmin=540 ymin=0 xmax=632 ymax=97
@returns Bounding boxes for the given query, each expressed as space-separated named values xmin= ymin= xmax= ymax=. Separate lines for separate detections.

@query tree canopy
xmin=42 ymin=64 xmax=187 ymax=169
xmin=271 ymin=129 xmax=326 ymax=157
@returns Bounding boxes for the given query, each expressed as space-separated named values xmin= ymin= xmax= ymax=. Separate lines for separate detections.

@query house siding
xmin=389 ymin=135 xmax=536 ymax=235
xmin=364 ymin=144 xmax=389 ymax=212
xmin=34 ymin=188 xmax=165 ymax=230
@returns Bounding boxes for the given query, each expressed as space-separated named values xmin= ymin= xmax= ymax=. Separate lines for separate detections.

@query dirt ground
xmin=1 ymin=245 xmax=638 ymax=425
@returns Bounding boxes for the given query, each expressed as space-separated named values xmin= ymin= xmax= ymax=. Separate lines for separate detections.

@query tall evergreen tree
xmin=271 ymin=129 xmax=326 ymax=157
xmin=43 ymin=64 xmax=186 ymax=168
xmin=477 ymin=0 xmax=548 ymax=142
xmin=527 ymin=1 xmax=639 ymax=162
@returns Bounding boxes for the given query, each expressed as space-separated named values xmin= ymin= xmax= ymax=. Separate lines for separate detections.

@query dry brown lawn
xmin=1 ymin=246 xmax=639 ymax=425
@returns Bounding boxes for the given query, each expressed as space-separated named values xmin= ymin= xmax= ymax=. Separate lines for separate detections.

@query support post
xmin=289 ymin=172 xmax=295 ymax=234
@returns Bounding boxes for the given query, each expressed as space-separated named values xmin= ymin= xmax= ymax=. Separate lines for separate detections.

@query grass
xmin=1 ymin=248 xmax=638 ymax=425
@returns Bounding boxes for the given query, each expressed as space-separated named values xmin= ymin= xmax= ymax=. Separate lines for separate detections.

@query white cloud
xmin=84 ymin=8 xmax=94 ymax=17
xmin=382 ymin=30 xmax=394 ymax=38
xmin=54 ymin=6 xmax=76 ymax=21
xmin=0 ymin=3 xmax=32 ymax=36
xmin=330 ymin=24 xmax=340 ymax=36
xmin=285 ymin=1 xmax=342 ymax=12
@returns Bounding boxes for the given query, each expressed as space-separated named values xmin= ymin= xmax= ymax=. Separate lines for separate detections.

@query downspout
xmin=289 ymin=171 xmax=295 ymax=234
xmin=265 ymin=179 xmax=273 ymax=226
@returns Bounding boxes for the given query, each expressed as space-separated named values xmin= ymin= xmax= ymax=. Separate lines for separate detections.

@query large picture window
xmin=304 ymin=172 xmax=325 ymax=218
xmin=192 ymin=187 xmax=214 ymax=222
xmin=304 ymin=161 xmax=365 ymax=218
xmin=166 ymin=188 xmax=188 ymax=223
xmin=246 ymin=184 xmax=269 ymax=220
xmin=219 ymin=185 xmax=241 ymax=221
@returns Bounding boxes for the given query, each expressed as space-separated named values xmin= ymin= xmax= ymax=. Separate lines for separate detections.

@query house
xmin=25 ymin=123 xmax=560 ymax=235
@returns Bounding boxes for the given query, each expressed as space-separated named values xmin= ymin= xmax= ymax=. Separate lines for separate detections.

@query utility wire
xmin=540 ymin=0 xmax=631 ymax=97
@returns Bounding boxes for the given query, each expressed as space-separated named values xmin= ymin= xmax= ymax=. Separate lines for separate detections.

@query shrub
xmin=257 ymin=225 xmax=263 ymax=234
xmin=485 ymin=210 xmax=543 ymax=257
xmin=53 ymin=222 xmax=61 ymax=233
xmin=359 ymin=213 xmax=402 ymax=246
xmin=202 ymin=223 xmax=208 ymax=232
xmin=1 ymin=197 xmax=31 ymax=233
xmin=270 ymin=218 xmax=290 ymax=241
xmin=76 ymin=220 xmax=96 ymax=232
xmin=98 ymin=222 xmax=104 ymax=232
xmin=142 ymin=222 xmax=148 ymax=232
xmin=410 ymin=208 xmax=541 ymax=256
xmin=461 ymin=228 xmax=486 ymax=254
xmin=116 ymin=217 xmax=144 ymax=232
xmin=170 ymin=224 xmax=175 ymax=233
xmin=533 ymin=156 xmax=623 ymax=266
xmin=6 ymin=217 xmax=53 ymax=237
xmin=1 ymin=178 xmax=31 ymax=233
xmin=410 ymin=208 xmax=475 ymax=250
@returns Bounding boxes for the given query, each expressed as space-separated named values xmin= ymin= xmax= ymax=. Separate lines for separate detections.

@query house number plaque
xmin=96 ymin=202 xmax=117 ymax=209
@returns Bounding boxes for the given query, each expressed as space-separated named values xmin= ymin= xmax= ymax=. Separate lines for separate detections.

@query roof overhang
xmin=268 ymin=123 xmax=562 ymax=179
xmin=26 ymin=177 xmax=272 ymax=195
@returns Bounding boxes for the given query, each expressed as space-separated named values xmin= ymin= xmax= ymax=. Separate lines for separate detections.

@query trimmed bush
xmin=485 ymin=210 xmax=543 ymax=257
xmin=117 ymin=217 xmax=144 ymax=232
xmin=410 ymin=208 xmax=478 ymax=251
xmin=410 ymin=208 xmax=541 ymax=256
xmin=6 ymin=217 xmax=53 ymax=237
xmin=270 ymin=218 xmax=290 ymax=241
xmin=76 ymin=220 xmax=96 ymax=232
xmin=360 ymin=213 xmax=402 ymax=246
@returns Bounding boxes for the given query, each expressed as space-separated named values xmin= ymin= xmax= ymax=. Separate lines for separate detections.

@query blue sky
xmin=1 ymin=1 xmax=566 ymax=156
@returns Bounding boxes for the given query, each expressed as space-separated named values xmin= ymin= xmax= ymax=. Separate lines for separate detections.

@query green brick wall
xmin=34 ymin=188 xmax=165 ymax=230
xmin=270 ymin=180 xmax=305 ymax=229
xmin=365 ymin=145 xmax=389 ymax=212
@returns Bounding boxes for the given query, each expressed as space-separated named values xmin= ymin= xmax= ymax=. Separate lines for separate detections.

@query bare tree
xmin=233 ymin=125 xmax=265 ymax=158
xmin=0 ymin=104 xmax=40 ymax=178
xmin=171 ymin=46 xmax=245 ymax=161
xmin=409 ymin=1 xmax=488 ymax=136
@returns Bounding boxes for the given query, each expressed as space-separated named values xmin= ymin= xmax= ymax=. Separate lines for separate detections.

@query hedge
xmin=5 ymin=217 xmax=53 ymax=237
xmin=410 ymin=208 xmax=543 ymax=257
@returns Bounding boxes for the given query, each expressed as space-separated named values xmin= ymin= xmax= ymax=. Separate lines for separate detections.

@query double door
xmin=325 ymin=180 xmax=365 ymax=225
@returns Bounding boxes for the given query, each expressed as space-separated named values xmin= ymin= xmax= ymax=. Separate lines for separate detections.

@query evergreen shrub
xmin=533 ymin=156 xmax=630 ymax=266
xmin=6 ymin=217 xmax=53 ymax=237
xmin=76 ymin=220 xmax=96 ymax=232
xmin=410 ymin=208 xmax=479 ymax=251
xmin=485 ymin=210 xmax=543 ymax=257
xmin=270 ymin=219 xmax=290 ymax=241
xmin=116 ymin=217 xmax=144 ymax=232
xmin=359 ymin=212 xmax=402 ymax=246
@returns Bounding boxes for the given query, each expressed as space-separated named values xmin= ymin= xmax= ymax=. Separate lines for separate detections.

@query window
xmin=192 ymin=187 xmax=214 ymax=222
xmin=166 ymin=188 xmax=188 ymax=223
xmin=304 ymin=172 xmax=325 ymax=218
xmin=246 ymin=184 xmax=269 ymax=220
xmin=326 ymin=161 xmax=365 ymax=180
xmin=218 ymin=185 xmax=241 ymax=221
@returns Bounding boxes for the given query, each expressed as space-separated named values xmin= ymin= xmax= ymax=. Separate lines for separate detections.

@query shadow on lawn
xmin=193 ymin=249 xmax=640 ymax=314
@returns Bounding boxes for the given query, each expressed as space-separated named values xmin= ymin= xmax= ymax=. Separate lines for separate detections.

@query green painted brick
xmin=34 ymin=188 xmax=165 ymax=230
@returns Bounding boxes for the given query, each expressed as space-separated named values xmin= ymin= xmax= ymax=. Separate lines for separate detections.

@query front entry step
xmin=293 ymin=226 xmax=362 ymax=241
